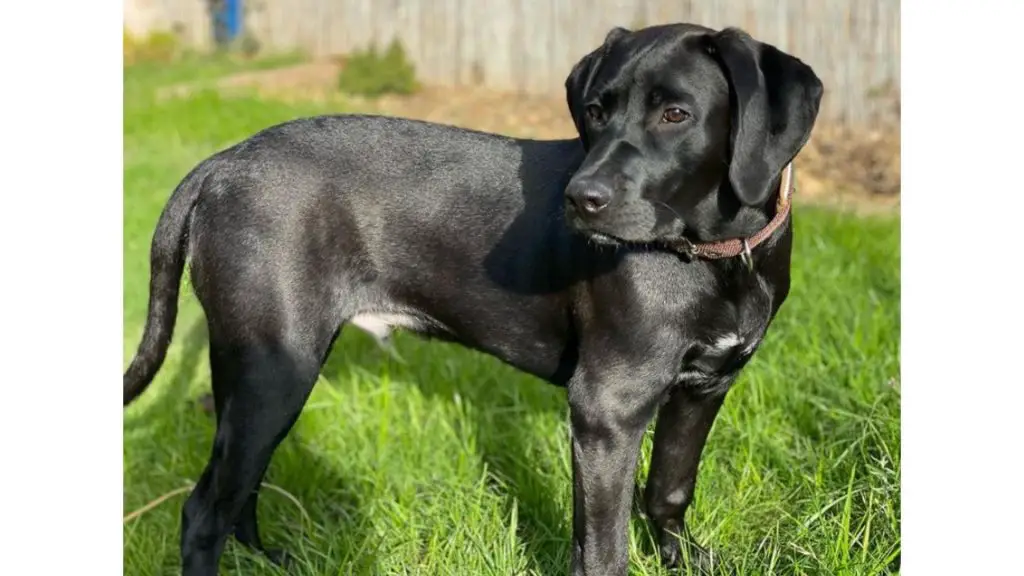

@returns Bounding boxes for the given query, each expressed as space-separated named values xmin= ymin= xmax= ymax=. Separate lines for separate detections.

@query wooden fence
xmin=125 ymin=0 xmax=901 ymax=125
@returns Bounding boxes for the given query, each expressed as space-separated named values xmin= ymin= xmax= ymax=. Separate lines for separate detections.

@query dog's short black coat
xmin=124 ymin=23 xmax=822 ymax=576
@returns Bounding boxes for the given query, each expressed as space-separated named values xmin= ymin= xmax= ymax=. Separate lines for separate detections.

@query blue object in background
xmin=214 ymin=0 xmax=244 ymax=45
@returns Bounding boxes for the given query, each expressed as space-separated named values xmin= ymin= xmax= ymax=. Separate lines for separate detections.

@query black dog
xmin=124 ymin=23 xmax=821 ymax=576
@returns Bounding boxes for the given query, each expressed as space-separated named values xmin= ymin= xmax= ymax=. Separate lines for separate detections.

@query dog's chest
xmin=675 ymin=330 xmax=763 ymax=394
xmin=671 ymin=279 xmax=778 ymax=394
xmin=666 ymin=263 xmax=784 ymax=394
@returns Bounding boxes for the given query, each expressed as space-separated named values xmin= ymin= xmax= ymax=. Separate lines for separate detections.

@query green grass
xmin=123 ymin=59 xmax=900 ymax=576
xmin=123 ymin=51 xmax=304 ymax=104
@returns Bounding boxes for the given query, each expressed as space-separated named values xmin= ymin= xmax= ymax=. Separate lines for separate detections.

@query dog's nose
xmin=566 ymin=179 xmax=613 ymax=215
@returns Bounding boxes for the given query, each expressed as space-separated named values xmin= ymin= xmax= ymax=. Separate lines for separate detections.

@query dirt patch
xmin=165 ymin=61 xmax=900 ymax=214
xmin=797 ymin=124 xmax=901 ymax=209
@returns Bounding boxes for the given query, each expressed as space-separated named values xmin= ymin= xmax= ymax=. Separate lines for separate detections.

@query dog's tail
xmin=123 ymin=161 xmax=210 ymax=406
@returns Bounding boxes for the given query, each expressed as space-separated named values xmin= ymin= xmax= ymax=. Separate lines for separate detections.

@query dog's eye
xmin=661 ymin=107 xmax=690 ymax=124
xmin=585 ymin=105 xmax=605 ymax=124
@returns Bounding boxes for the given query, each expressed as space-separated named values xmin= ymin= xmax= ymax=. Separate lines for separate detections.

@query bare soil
xmin=165 ymin=60 xmax=900 ymax=214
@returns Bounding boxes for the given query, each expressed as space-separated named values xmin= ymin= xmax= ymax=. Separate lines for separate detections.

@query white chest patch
xmin=350 ymin=312 xmax=425 ymax=342
xmin=675 ymin=331 xmax=765 ymax=396
xmin=711 ymin=332 xmax=764 ymax=359
xmin=712 ymin=333 xmax=743 ymax=352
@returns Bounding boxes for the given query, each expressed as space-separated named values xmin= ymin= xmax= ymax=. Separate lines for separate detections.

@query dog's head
xmin=563 ymin=24 xmax=823 ymax=245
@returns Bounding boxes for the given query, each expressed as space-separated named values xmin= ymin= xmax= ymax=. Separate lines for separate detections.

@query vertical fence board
xmin=124 ymin=0 xmax=901 ymax=125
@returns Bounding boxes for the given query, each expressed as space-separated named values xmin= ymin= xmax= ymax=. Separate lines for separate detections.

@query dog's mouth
xmin=571 ymin=225 xmax=652 ymax=248
xmin=570 ymin=221 xmax=687 ymax=252
xmin=565 ymin=214 xmax=624 ymax=244
xmin=566 ymin=211 xmax=628 ymax=245
xmin=583 ymin=230 xmax=627 ymax=246
xmin=565 ymin=202 xmax=672 ymax=248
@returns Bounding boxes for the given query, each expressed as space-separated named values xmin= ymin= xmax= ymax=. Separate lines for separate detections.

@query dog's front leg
xmin=644 ymin=385 xmax=729 ymax=572
xmin=568 ymin=376 xmax=661 ymax=576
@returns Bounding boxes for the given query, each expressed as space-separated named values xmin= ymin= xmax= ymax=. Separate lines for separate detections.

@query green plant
xmin=237 ymin=31 xmax=262 ymax=58
xmin=337 ymin=39 xmax=419 ymax=98
xmin=124 ymin=29 xmax=182 ymax=65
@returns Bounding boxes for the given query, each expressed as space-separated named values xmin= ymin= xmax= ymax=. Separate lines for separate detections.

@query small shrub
xmin=237 ymin=31 xmax=262 ymax=58
xmin=124 ymin=29 xmax=182 ymax=65
xmin=124 ymin=28 xmax=144 ymax=65
xmin=337 ymin=39 xmax=419 ymax=98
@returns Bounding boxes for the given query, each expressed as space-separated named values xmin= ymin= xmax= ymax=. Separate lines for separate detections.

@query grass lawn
xmin=123 ymin=58 xmax=901 ymax=576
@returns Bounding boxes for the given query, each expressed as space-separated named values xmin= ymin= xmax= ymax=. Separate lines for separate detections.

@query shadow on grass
xmin=123 ymin=318 xmax=209 ymax=430
xmin=321 ymin=328 xmax=574 ymax=575
xmin=475 ymin=395 xmax=573 ymax=576
xmin=255 ymin=432 xmax=381 ymax=576
xmin=182 ymin=388 xmax=380 ymax=574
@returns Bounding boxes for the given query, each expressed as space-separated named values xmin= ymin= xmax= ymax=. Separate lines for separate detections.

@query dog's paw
xmin=262 ymin=547 xmax=292 ymax=568
xmin=659 ymin=535 xmax=730 ymax=575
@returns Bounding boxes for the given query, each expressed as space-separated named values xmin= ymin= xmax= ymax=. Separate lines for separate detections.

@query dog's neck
xmin=688 ymin=167 xmax=790 ymax=245
xmin=682 ymin=187 xmax=780 ymax=244
xmin=663 ymin=165 xmax=794 ymax=266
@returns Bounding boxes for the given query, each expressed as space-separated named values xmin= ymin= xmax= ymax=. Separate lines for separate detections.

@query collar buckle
xmin=739 ymin=239 xmax=754 ymax=272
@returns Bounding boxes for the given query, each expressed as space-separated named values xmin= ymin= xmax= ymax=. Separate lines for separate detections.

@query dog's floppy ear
xmin=707 ymin=28 xmax=824 ymax=206
xmin=565 ymin=27 xmax=630 ymax=149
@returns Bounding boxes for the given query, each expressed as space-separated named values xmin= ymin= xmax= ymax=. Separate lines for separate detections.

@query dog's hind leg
xmin=179 ymin=331 xmax=327 ymax=576
xmin=229 ymin=323 xmax=345 ymax=566
xmin=231 ymin=463 xmax=287 ymax=565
